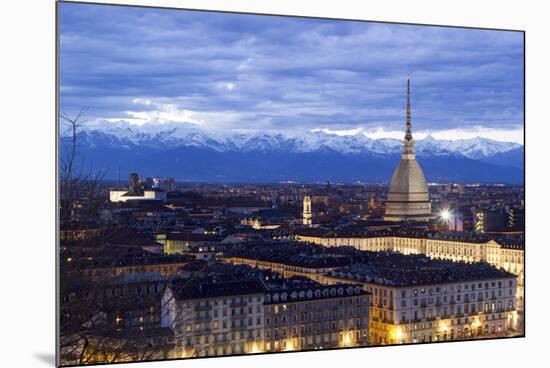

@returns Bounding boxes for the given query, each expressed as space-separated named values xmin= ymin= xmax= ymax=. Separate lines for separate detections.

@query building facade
xmin=161 ymin=277 xmax=370 ymax=357
xmin=324 ymin=270 xmax=518 ymax=345
xmin=162 ymin=279 xmax=266 ymax=358
xmin=263 ymin=284 xmax=369 ymax=352
xmin=223 ymin=255 xmax=349 ymax=284
xmin=295 ymin=235 xmax=524 ymax=287
xmin=109 ymin=189 xmax=167 ymax=203
xmin=295 ymin=233 xmax=524 ymax=333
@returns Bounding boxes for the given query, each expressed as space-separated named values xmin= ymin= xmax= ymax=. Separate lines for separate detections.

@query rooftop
xmin=264 ymin=283 xmax=367 ymax=305
xmin=169 ymin=278 xmax=266 ymax=300
xmin=225 ymin=241 xmax=354 ymax=269
xmin=295 ymin=227 xmax=524 ymax=249
xmin=61 ymin=244 xmax=194 ymax=269
xmin=329 ymin=252 xmax=516 ymax=287
xmin=162 ymin=232 xmax=222 ymax=242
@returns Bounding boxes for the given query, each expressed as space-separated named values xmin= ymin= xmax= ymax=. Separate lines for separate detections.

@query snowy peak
xmin=416 ymin=136 xmax=521 ymax=158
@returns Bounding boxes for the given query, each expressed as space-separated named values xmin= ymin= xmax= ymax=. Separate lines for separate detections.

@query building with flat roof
xmin=162 ymin=277 xmax=266 ymax=358
xmin=110 ymin=173 xmax=167 ymax=203
xmin=161 ymin=269 xmax=370 ymax=357
xmin=263 ymin=282 xmax=369 ymax=352
xmin=222 ymin=241 xmax=519 ymax=345
xmin=325 ymin=256 xmax=518 ymax=345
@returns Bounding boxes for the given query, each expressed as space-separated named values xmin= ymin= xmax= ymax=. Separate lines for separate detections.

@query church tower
xmin=384 ymin=78 xmax=432 ymax=222
xmin=303 ymin=194 xmax=312 ymax=226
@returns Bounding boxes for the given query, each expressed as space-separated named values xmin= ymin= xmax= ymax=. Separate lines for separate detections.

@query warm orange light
xmin=284 ymin=338 xmax=297 ymax=351
xmin=438 ymin=320 xmax=451 ymax=334
xmin=394 ymin=327 xmax=403 ymax=342
xmin=340 ymin=331 xmax=355 ymax=347
xmin=248 ymin=342 xmax=263 ymax=354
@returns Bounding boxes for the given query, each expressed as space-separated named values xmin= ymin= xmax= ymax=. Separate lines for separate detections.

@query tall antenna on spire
xmin=405 ymin=76 xmax=412 ymax=141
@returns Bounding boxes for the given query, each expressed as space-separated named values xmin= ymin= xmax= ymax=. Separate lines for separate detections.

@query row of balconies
xmin=394 ymin=309 xmax=511 ymax=324
xmin=229 ymin=314 xmax=247 ymax=320
xmin=393 ymin=294 xmax=508 ymax=310
xmin=229 ymin=301 xmax=248 ymax=308
xmin=194 ymin=304 xmax=213 ymax=311
xmin=183 ymin=337 xmax=258 ymax=347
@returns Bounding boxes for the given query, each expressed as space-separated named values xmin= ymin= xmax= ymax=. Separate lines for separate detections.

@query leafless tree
xmin=58 ymin=109 xmax=211 ymax=365
xmin=59 ymin=231 xmax=196 ymax=365
xmin=59 ymin=107 xmax=110 ymax=228
xmin=72 ymin=267 xmax=211 ymax=365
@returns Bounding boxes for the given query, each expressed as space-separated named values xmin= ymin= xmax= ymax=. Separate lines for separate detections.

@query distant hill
xmin=481 ymin=146 xmax=524 ymax=169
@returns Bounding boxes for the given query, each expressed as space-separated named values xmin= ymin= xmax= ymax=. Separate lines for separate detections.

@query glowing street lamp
xmin=440 ymin=208 xmax=452 ymax=223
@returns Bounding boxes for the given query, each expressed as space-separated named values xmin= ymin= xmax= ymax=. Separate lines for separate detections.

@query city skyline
xmin=57 ymin=3 xmax=525 ymax=366
xmin=60 ymin=3 xmax=524 ymax=143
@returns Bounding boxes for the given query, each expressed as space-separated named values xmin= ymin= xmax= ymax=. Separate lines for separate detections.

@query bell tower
xmin=303 ymin=194 xmax=312 ymax=226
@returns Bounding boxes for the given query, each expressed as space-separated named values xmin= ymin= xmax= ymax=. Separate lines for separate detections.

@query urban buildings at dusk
xmin=57 ymin=2 xmax=524 ymax=366
xmin=58 ymin=81 xmax=525 ymax=364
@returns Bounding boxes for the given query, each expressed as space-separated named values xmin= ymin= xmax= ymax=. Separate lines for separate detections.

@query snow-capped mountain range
xmin=64 ymin=122 xmax=522 ymax=160
xmin=61 ymin=122 xmax=523 ymax=183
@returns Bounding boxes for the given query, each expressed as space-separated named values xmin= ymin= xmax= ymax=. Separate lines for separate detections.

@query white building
xmin=325 ymin=262 xmax=518 ymax=345
xmin=109 ymin=188 xmax=167 ymax=203
xmin=303 ymin=195 xmax=312 ymax=226
xmin=162 ymin=279 xmax=266 ymax=358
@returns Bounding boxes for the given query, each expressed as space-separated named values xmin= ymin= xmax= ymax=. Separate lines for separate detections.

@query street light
xmin=440 ymin=208 xmax=452 ymax=223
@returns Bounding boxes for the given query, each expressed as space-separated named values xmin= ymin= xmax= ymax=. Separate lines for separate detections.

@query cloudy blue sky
xmin=59 ymin=2 xmax=524 ymax=143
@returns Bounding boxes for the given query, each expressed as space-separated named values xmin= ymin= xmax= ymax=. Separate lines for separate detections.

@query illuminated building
xmin=303 ymin=195 xmax=312 ymax=226
xmin=154 ymin=232 xmax=222 ymax=254
xmin=101 ymin=272 xmax=168 ymax=331
xmin=324 ymin=259 xmax=518 ymax=345
xmin=240 ymin=217 xmax=281 ymax=230
xmin=109 ymin=189 xmax=167 ymax=203
xmin=295 ymin=234 xmax=523 ymax=285
xmin=263 ymin=284 xmax=369 ymax=352
xmin=110 ymin=173 xmax=167 ymax=203
xmin=161 ymin=272 xmax=370 ymax=357
xmin=384 ymin=78 xmax=432 ymax=222
xmin=295 ymin=232 xmax=524 ymax=330
xmin=507 ymin=207 xmax=525 ymax=230
xmin=474 ymin=209 xmax=507 ymax=233
xmin=162 ymin=278 xmax=266 ymax=358
xmin=227 ymin=241 xmax=519 ymax=346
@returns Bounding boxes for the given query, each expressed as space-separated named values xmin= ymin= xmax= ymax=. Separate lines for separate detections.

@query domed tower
xmin=384 ymin=78 xmax=432 ymax=222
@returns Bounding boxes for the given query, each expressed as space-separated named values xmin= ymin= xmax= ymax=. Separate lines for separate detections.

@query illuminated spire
xmin=405 ymin=77 xmax=412 ymax=141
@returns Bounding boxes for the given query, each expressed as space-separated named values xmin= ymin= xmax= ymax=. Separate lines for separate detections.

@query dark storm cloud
xmin=59 ymin=2 xmax=524 ymax=136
